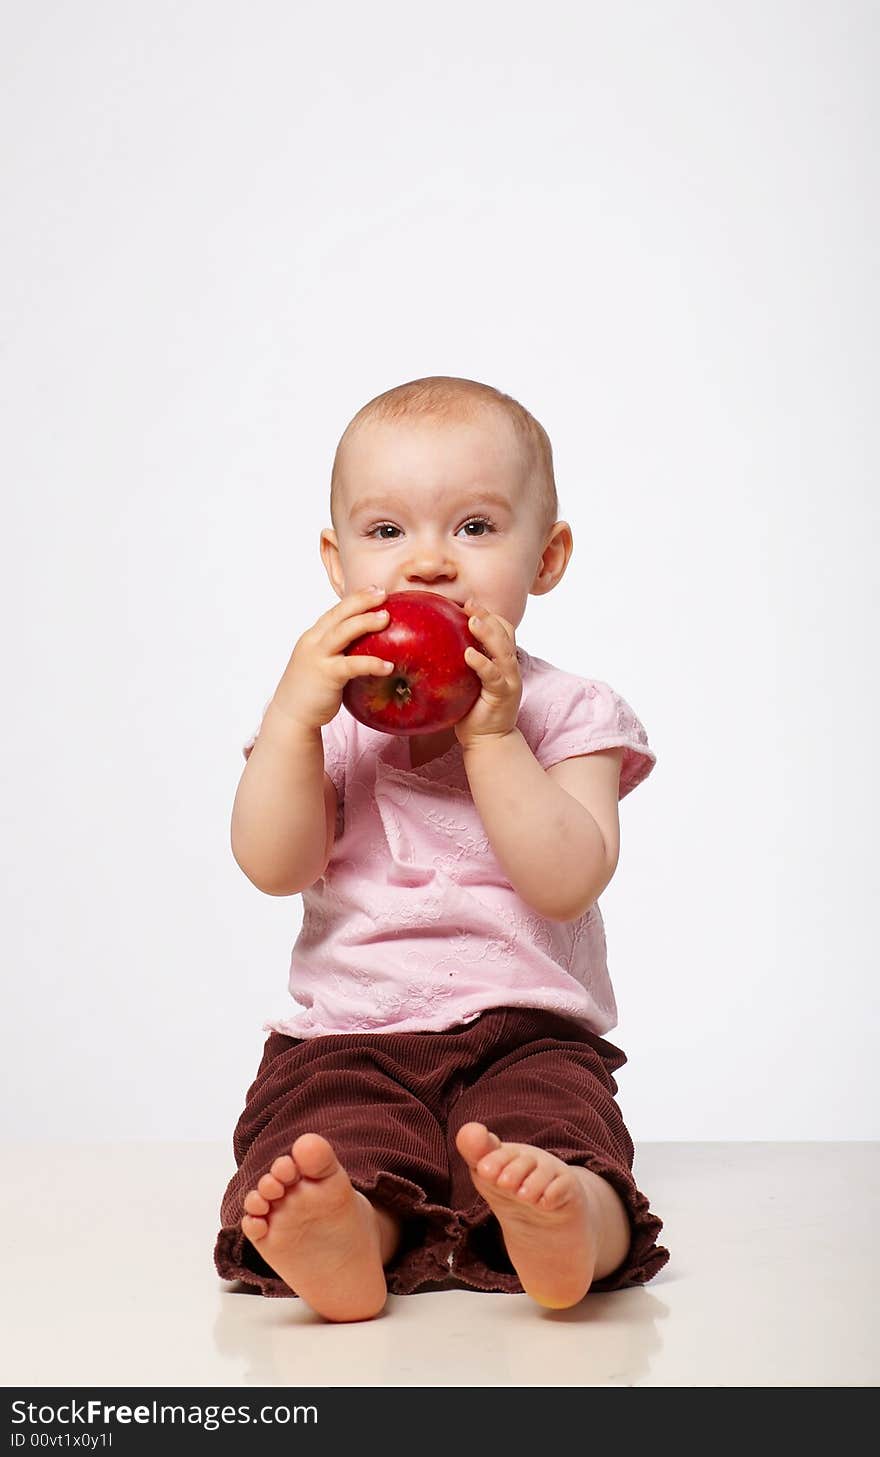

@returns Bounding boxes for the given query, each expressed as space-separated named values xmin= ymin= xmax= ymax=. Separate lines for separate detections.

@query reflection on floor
xmin=2 ymin=1142 xmax=876 ymax=1386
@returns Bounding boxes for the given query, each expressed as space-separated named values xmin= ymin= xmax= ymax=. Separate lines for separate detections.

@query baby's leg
xmin=241 ymin=1134 xmax=403 ymax=1323
xmin=455 ymin=1122 xmax=629 ymax=1308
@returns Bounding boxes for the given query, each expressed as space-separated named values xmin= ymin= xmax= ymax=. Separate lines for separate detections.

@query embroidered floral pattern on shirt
xmin=249 ymin=649 xmax=654 ymax=1040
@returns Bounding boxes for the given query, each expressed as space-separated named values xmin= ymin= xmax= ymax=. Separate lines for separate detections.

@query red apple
xmin=343 ymin=590 xmax=482 ymax=735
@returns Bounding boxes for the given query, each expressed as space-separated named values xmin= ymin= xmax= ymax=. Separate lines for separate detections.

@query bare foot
xmin=240 ymin=1133 xmax=388 ymax=1322
xmin=455 ymin=1121 xmax=601 ymax=1309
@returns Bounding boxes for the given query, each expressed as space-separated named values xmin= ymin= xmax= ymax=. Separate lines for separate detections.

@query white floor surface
xmin=2 ymin=1142 xmax=877 ymax=1387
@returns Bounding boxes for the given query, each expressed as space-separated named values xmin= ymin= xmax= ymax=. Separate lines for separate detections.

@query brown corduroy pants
xmin=214 ymin=1006 xmax=669 ymax=1297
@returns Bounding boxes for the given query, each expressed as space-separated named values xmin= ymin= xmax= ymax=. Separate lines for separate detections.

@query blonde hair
xmin=330 ymin=375 xmax=559 ymax=539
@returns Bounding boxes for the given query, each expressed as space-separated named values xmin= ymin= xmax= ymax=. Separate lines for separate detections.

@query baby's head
xmin=320 ymin=376 xmax=573 ymax=632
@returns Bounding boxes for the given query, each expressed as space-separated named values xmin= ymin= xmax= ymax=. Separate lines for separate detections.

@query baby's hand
xmin=454 ymin=599 xmax=523 ymax=749
xmin=271 ymin=587 xmax=396 ymax=731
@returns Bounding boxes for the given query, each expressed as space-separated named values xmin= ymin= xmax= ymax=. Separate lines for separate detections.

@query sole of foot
xmin=240 ymin=1133 xmax=388 ymax=1323
xmin=455 ymin=1121 xmax=599 ymax=1308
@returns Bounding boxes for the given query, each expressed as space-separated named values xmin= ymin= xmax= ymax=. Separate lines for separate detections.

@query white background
xmin=2 ymin=0 xmax=876 ymax=1142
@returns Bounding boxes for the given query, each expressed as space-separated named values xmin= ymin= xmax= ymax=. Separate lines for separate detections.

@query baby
xmin=214 ymin=375 xmax=668 ymax=1322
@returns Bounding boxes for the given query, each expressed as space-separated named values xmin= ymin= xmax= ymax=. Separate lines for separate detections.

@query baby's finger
xmin=469 ymin=612 xmax=507 ymax=657
xmin=465 ymin=646 xmax=503 ymax=680
xmin=327 ymin=606 xmax=391 ymax=655
xmin=345 ymin=655 xmax=397 ymax=677
xmin=320 ymin=586 xmax=385 ymax=626
xmin=472 ymin=611 xmax=514 ymax=652
xmin=344 ymin=606 xmax=391 ymax=636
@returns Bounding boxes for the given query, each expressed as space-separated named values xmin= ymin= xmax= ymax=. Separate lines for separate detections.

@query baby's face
xmin=321 ymin=414 xmax=558 ymax=632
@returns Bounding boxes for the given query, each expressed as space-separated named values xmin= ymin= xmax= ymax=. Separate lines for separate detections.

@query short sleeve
xmin=242 ymin=701 xmax=348 ymax=803
xmin=533 ymin=678 xmax=656 ymax=800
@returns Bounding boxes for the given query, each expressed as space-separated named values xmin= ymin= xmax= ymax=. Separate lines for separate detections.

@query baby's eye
xmin=459 ymin=517 xmax=495 ymax=537
xmin=366 ymin=517 xmax=496 ymax=541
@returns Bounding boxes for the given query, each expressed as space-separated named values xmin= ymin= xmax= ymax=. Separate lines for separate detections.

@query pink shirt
xmin=243 ymin=646 xmax=656 ymax=1040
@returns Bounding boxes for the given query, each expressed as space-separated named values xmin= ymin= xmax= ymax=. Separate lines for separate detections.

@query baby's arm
xmin=231 ymin=587 xmax=392 ymax=895
xmin=231 ymin=705 xmax=333 ymax=896
xmin=463 ymin=731 xmax=624 ymax=922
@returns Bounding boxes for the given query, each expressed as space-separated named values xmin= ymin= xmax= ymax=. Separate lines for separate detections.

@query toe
xmin=243 ymin=1189 xmax=270 ymax=1216
xmin=257 ymin=1172 xmax=286 ymax=1200
xmin=290 ymin=1133 xmax=340 ymax=1180
xmin=241 ymin=1213 xmax=268 ymax=1241
xmin=496 ymin=1153 xmax=538 ymax=1191
xmin=539 ymin=1174 xmax=572 ymax=1211
xmin=270 ymin=1154 xmax=299 ymax=1185
xmin=476 ymin=1146 xmax=518 ymax=1179
xmin=455 ymin=1121 xmax=502 ymax=1166
xmin=516 ymin=1166 xmax=554 ymax=1203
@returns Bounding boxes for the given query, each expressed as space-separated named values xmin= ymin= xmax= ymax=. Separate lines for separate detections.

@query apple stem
xmin=391 ymin=678 xmax=411 ymax=705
